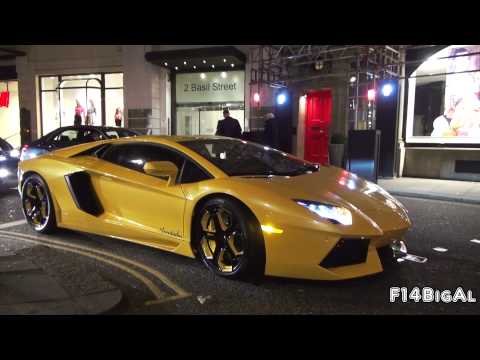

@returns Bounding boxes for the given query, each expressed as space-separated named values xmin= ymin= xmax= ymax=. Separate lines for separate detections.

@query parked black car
xmin=0 ymin=137 xmax=20 ymax=191
xmin=20 ymin=125 xmax=138 ymax=161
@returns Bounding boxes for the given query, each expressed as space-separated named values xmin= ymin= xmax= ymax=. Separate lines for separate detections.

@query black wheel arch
xmin=190 ymin=193 xmax=263 ymax=257
xmin=20 ymin=171 xmax=43 ymax=190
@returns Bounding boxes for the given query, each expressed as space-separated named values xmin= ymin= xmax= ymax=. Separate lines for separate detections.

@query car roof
xmin=55 ymin=125 xmax=131 ymax=131
xmin=39 ymin=125 xmax=135 ymax=139
xmin=133 ymin=135 xmax=235 ymax=143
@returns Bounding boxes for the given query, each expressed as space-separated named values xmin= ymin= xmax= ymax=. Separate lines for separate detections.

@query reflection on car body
xmin=18 ymin=135 xmax=411 ymax=281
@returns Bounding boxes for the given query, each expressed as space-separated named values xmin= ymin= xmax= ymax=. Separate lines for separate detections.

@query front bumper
xmin=263 ymin=226 xmax=409 ymax=281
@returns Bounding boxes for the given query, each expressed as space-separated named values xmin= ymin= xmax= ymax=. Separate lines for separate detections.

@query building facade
xmin=0 ymin=45 xmax=251 ymax=148
xmin=399 ymin=45 xmax=480 ymax=181
xmin=1 ymin=44 xmax=479 ymax=182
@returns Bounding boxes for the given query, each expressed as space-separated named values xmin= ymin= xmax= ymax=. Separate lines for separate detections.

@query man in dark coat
xmin=216 ymin=108 xmax=242 ymax=138
xmin=263 ymin=112 xmax=280 ymax=149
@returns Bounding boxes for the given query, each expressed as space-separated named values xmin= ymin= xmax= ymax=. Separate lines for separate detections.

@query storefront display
xmin=406 ymin=45 xmax=480 ymax=144
xmin=39 ymin=73 xmax=124 ymax=136
xmin=0 ymin=81 xmax=20 ymax=148
xmin=175 ymin=70 xmax=245 ymax=136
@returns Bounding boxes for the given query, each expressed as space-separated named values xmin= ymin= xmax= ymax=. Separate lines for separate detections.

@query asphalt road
xmin=1 ymin=188 xmax=479 ymax=314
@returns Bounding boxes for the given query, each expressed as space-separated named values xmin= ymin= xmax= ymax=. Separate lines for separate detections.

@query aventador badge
xmin=159 ymin=226 xmax=182 ymax=239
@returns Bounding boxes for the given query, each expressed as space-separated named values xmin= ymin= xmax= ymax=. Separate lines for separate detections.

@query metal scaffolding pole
xmin=248 ymin=45 xmax=405 ymax=131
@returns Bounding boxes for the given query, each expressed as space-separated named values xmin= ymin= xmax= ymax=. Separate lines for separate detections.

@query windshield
xmin=179 ymin=139 xmax=319 ymax=177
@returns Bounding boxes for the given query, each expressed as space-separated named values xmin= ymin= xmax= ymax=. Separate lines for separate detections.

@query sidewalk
xmin=378 ymin=177 xmax=480 ymax=205
xmin=0 ymin=240 xmax=122 ymax=315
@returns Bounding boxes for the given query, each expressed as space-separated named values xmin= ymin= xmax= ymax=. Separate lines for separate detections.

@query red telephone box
xmin=304 ymin=90 xmax=332 ymax=165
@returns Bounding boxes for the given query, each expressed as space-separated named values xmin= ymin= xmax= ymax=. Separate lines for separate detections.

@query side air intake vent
xmin=65 ymin=172 xmax=104 ymax=216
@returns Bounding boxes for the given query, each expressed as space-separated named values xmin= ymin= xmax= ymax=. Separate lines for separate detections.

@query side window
xmin=52 ymin=129 xmax=80 ymax=146
xmin=180 ymin=160 xmax=211 ymax=184
xmin=100 ymin=144 xmax=185 ymax=181
xmin=78 ymin=129 xmax=102 ymax=143
xmin=73 ymin=144 xmax=111 ymax=158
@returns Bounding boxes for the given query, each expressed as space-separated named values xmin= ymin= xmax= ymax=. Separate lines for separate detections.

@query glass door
xmin=176 ymin=103 xmax=245 ymax=136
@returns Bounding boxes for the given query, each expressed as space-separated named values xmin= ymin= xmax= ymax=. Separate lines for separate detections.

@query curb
xmin=388 ymin=191 xmax=480 ymax=206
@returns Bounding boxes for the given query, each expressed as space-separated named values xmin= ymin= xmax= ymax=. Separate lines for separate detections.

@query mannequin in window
xmin=86 ymin=99 xmax=96 ymax=126
xmin=115 ymin=108 xmax=123 ymax=127
xmin=431 ymin=104 xmax=456 ymax=137
xmin=74 ymin=100 xmax=85 ymax=127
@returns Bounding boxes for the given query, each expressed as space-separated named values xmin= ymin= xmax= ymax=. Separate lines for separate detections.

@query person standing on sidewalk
xmin=215 ymin=108 xmax=242 ymax=139
xmin=263 ymin=112 xmax=280 ymax=149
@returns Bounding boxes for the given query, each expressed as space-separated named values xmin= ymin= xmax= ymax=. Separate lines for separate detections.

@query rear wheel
xmin=194 ymin=197 xmax=265 ymax=280
xmin=21 ymin=174 xmax=57 ymax=234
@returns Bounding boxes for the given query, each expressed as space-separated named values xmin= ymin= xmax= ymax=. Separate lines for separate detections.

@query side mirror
xmin=143 ymin=161 xmax=179 ymax=185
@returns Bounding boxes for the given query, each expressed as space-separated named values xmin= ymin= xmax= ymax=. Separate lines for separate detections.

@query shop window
xmin=39 ymin=73 xmax=124 ymax=136
xmin=0 ymin=81 xmax=21 ymax=148
xmin=41 ymin=92 xmax=60 ymax=135
xmin=62 ymin=74 xmax=101 ymax=81
xmin=406 ymin=45 xmax=480 ymax=144
xmin=105 ymin=73 xmax=123 ymax=88
xmin=41 ymin=77 xmax=59 ymax=91
xmin=105 ymin=88 xmax=124 ymax=127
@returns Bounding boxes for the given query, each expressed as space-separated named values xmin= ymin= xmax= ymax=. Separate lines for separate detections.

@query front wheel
xmin=194 ymin=197 xmax=265 ymax=280
xmin=21 ymin=174 xmax=57 ymax=234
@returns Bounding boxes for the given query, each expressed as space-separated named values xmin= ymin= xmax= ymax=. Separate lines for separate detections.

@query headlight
xmin=0 ymin=155 xmax=6 ymax=162
xmin=0 ymin=168 xmax=9 ymax=178
xmin=295 ymin=200 xmax=353 ymax=226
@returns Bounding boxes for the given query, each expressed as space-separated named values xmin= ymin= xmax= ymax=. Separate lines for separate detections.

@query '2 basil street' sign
xmin=176 ymin=71 xmax=244 ymax=104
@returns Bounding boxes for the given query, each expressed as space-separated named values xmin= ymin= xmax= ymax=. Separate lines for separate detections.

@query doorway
xmin=176 ymin=103 xmax=245 ymax=136
xmin=304 ymin=90 xmax=332 ymax=165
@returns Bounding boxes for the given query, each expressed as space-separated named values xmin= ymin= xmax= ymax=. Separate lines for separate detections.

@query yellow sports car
xmin=18 ymin=135 xmax=411 ymax=281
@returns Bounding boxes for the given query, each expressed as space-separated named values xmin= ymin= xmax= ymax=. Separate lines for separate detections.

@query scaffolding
xmin=248 ymin=45 xmax=406 ymax=130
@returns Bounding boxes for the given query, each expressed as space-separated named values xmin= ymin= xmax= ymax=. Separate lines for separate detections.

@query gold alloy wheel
xmin=22 ymin=179 xmax=50 ymax=230
xmin=199 ymin=206 xmax=245 ymax=273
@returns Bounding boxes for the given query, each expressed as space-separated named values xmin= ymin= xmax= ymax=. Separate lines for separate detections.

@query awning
xmin=145 ymin=46 xmax=247 ymax=73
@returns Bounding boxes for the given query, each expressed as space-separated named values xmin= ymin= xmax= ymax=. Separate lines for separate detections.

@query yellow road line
xmin=0 ymin=220 xmax=27 ymax=230
xmin=0 ymin=233 xmax=166 ymax=301
xmin=144 ymin=293 xmax=192 ymax=306
xmin=0 ymin=229 xmax=190 ymax=298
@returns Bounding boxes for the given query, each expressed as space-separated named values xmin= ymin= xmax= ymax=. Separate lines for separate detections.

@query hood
xmin=231 ymin=166 xmax=411 ymax=232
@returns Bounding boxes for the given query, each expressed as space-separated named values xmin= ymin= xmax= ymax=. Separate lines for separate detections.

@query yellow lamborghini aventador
xmin=18 ymin=135 xmax=411 ymax=281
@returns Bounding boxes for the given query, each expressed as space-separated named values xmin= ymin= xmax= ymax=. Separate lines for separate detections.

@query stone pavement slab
xmin=378 ymin=177 xmax=480 ymax=205
xmin=0 ymin=244 xmax=122 ymax=315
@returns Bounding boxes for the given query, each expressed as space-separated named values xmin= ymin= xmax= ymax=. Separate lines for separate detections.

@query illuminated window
xmin=406 ymin=45 xmax=480 ymax=145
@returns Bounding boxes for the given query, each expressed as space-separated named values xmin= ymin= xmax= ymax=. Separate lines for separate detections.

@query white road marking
xmin=0 ymin=229 xmax=191 ymax=305
xmin=0 ymin=220 xmax=27 ymax=230
xmin=403 ymin=254 xmax=428 ymax=263
xmin=470 ymin=239 xmax=480 ymax=244
xmin=433 ymin=247 xmax=448 ymax=252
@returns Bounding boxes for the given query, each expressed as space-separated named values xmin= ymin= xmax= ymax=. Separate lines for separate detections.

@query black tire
xmin=21 ymin=173 xmax=57 ymax=234
xmin=193 ymin=197 xmax=265 ymax=280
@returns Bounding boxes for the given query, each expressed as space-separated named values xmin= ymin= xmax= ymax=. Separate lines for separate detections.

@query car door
xmin=86 ymin=143 xmax=187 ymax=249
